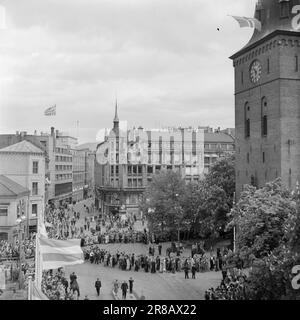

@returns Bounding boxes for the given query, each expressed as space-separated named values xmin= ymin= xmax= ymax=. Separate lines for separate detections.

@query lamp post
xmin=175 ymin=194 xmax=182 ymax=243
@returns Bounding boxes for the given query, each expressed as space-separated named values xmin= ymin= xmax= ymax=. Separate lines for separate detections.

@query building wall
xmin=0 ymin=152 xmax=45 ymax=222
xmin=0 ymin=195 xmax=29 ymax=243
xmin=95 ymin=125 xmax=205 ymax=216
xmin=233 ymin=33 xmax=300 ymax=198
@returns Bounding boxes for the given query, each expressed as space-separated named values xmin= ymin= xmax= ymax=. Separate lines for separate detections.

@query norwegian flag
xmin=44 ymin=105 xmax=56 ymax=116
xmin=230 ymin=16 xmax=262 ymax=32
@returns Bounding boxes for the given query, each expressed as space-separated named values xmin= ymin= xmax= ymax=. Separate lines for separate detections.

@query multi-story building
xmin=71 ymin=149 xmax=86 ymax=202
xmin=95 ymin=105 xmax=205 ymax=217
xmin=203 ymin=128 xmax=235 ymax=174
xmin=230 ymin=0 xmax=300 ymax=198
xmin=0 ymin=175 xmax=31 ymax=243
xmin=0 ymin=128 xmax=76 ymax=206
xmin=0 ymin=140 xmax=46 ymax=235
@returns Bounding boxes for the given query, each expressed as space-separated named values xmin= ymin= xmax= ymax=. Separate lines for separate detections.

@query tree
xmin=181 ymin=180 xmax=229 ymax=239
xmin=227 ymin=178 xmax=300 ymax=300
xmin=140 ymin=170 xmax=186 ymax=240
xmin=228 ymin=179 xmax=295 ymax=259
xmin=205 ymin=154 xmax=235 ymax=205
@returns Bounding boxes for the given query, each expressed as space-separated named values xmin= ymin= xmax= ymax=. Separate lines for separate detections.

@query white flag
xmin=230 ymin=16 xmax=262 ymax=32
xmin=39 ymin=236 xmax=84 ymax=270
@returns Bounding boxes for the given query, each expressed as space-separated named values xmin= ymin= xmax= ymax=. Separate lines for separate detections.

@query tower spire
xmin=114 ymin=99 xmax=119 ymax=123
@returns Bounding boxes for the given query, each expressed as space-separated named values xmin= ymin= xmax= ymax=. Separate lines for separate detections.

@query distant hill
xmin=76 ymin=142 xmax=99 ymax=152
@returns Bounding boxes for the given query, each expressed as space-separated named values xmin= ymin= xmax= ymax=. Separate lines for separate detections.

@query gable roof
xmin=0 ymin=140 xmax=44 ymax=154
xmin=0 ymin=175 xmax=30 ymax=198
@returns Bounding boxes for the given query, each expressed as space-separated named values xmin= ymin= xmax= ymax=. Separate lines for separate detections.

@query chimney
xmin=51 ymin=127 xmax=55 ymax=136
xmin=56 ymin=130 xmax=59 ymax=138
xmin=16 ymin=131 xmax=19 ymax=136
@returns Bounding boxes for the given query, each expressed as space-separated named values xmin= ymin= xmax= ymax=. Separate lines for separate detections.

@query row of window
xmin=55 ymin=155 xmax=72 ymax=162
xmin=244 ymin=98 xmax=268 ymax=138
xmin=110 ymin=165 xmax=184 ymax=177
xmin=55 ymin=165 xmax=72 ymax=171
xmin=204 ymin=143 xmax=234 ymax=151
xmin=55 ymin=147 xmax=71 ymax=155
xmin=204 ymin=157 xmax=218 ymax=165
xmin=128 ymin=179 xmax=144 ymax=188
xmin=55 ymin=174 xmax=72 ymax=181
xmin=0 ymin=204 xmax=38 ymax=217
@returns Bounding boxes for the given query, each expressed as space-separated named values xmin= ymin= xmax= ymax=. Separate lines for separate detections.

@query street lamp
xmin=175 ymin=194 xmax=182 ymax=243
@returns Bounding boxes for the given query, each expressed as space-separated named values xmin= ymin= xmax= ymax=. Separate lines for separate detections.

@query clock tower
xmin=230 ymin=0 xmax=300 ymax=198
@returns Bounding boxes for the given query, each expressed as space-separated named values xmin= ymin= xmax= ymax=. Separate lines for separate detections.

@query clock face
xmin=250 ymin=60 xmax=262 ymax=84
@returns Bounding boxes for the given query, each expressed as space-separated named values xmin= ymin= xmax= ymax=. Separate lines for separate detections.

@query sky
xmin=0 ymin=0 xmax=257 ymax=144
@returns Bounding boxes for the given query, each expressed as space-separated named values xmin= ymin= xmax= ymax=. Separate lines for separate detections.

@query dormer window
xmin=279 ymin=0 xmax=290 ymax=19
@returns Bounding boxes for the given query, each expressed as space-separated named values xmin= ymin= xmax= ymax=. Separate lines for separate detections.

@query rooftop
xmin=0 ymin=175 xmax=30 ymax=198
xmin=0 ymin=140 xmax=44 ymax=154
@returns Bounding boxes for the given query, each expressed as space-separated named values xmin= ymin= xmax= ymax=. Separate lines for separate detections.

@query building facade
xmin=0 ymin=175 xmax=31 ymax=243
xmin=0 ymin=140 xmax=46 ymax=235
xmin=95 ymin=105 xmax=205 ymax=217
xmin=231 ymin=0 xmax=300 ymax=198
xmin=203 ymin=129 xmax=235 ymax=174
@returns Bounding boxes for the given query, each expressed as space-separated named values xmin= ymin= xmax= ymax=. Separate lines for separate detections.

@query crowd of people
xmin=0 ymin=236 xmax=36 ymax=261
xmin=41 ymin=269 xmax=81 ymax=300
xmin=83 ymin=244 xmax=210 ymax=277
xmin=205 ymin=268 xmax=248 ymax=300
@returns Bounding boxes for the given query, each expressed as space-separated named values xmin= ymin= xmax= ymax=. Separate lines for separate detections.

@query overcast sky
xmin=0 ymin=0 xmax=256 ymax=144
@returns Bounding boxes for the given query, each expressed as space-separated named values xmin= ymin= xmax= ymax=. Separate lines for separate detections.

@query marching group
xmin=83 ymin=243 xmax=210 ymax=279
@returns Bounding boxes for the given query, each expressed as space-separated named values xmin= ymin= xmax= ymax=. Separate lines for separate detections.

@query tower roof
xmin=231 ymin=0 xmax=300 ymax=59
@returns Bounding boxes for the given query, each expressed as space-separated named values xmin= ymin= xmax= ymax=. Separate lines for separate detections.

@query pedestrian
xmin=129 ymin=277 xmax=134 ymax=294
xmin=95 ymin=278 xmax=102 ymax=297
xmin=184 ymin=263 xmax=189 ymax=279
xmin=121 ymin=281 xmax=128 ymax=300
xmin=192 ymin=264 xmax=196 ymax=279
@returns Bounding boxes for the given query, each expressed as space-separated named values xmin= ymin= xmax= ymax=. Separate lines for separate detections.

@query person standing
xmin=95 ymin=278 xmax=102 ymax=297
xmin=184 ymin=262 xmax=189 ymax=279
xmin=121 ymin=281 xmax=128 ymax=300
xmin=192 ymin=264 xmax=196 ymax=279
xmin=129 ymin=277 xmax=134 ymax=294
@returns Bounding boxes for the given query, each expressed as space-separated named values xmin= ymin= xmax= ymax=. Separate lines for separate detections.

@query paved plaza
xmin=65 ymin=260 xmax=222 ymax=300
xmin=64 ymin=199 xmax=223 ymax=300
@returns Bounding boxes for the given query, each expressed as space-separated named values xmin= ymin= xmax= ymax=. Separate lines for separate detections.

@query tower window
xmin=241 ymin=71 xmax=244 ymax=84
xmin=267 ymin=58 xmax=270 ymax=74
xmin=247 ymin=153 xmax=250 ymax=164
xmin=263 ymin=152 xmax=265 ymax=163
xmin=296 ymin=55 xmax=299 ymax=72
xmin=261 ymin=97 xmax=268 ymax=136
xmin=245 ymin=102 xmax=250 ymax=138
xmin=279 ymin=0 xmax=290 ymax=18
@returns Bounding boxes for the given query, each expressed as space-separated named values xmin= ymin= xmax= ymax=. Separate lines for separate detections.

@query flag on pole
xmin=44 ymin=105 xmax=56 ymax=116
xmin=39 ymin=236 xmax=84 ymax=270
xmin=230 ymin=16 xmax=262 ymax=32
